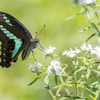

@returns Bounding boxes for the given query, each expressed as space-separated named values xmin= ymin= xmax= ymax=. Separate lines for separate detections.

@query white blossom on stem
xmin=43 ymin=46 xmax=56 ymax=57
xmin=91 ymin=46 xmax=100 ymax=57
xmin=62 ymin=47 xmax=81 ymax=58
xmin=97 ymin=71 xmax=100 ymax=76
xmin=81 ymin=43 xmax=92 ymax=51
xmin=83 ymin=0 xmax=96 ymax=4
xmin=47 ymin=60 xmax=62 ymax=75
xmin=98 ymin=63 xmax=100 ymax=69
xmin=28 ymin=61 xmax=42 ymax=72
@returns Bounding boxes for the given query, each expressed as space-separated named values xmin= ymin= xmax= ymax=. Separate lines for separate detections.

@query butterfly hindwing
xmin=0 ymin=35 xmax=15 ymax=67
xmin=0 ymin=12 xmax=32 ymax=39
xmin=0 ymin=21 xmax=30 ymax=68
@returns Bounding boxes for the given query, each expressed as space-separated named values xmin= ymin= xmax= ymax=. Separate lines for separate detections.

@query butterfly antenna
xmin=36 ymin=24 xmax=45 ymax=38
xmin=35 ymin=32 xmax=38 ymax=38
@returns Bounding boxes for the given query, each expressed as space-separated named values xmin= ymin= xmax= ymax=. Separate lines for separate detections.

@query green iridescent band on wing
xmin=0 ymin=25 xmax=22 ymax=58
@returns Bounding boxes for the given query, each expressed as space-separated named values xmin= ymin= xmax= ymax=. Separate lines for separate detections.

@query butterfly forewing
xmin=0 ymin=21 xmax=30 ymax=68
xmin=0 ymin=12 xmax=32 ymax=39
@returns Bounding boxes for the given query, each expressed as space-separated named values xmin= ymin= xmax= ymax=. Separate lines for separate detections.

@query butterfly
xmin=0 ymin=12 xmax=43 ymax=68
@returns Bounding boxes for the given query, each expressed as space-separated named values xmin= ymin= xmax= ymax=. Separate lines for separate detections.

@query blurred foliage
xmin=0 ymin=0 xmax=99 ymax=100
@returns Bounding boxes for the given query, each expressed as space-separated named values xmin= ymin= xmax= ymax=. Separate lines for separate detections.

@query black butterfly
xmin=0 ymin=12 xmax=42 ymax=68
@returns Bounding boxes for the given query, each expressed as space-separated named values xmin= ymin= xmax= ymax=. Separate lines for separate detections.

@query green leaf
xmin=59 ymin=97 xmax=67 ymax=100
xmin=66 ymin=83 xmax=75 ymax=87
xmin=86 ymin=68 xmax=91 ymax=79
xmin=27 ymin=77 xmax=40 ymax=86
xmin=72 ymin=0 xmax=83 ymax=6
xmin=55 ymin=75 xmax=58 ymax=84
xmin=72 ymin=96 xmax=89 ymax=100
xmin=89 ymin=94 xmax=95 ymax=100
xmin=53 ymin=84 xmax=63 ymax=89
xmin=59 ymin=94 xmax=71 ymax=98
xmin=65 ymin=11 xmax=83 ymax=20
xmin=65 ymin=76 xmax=73 ymax=84
xmin=78 ymin=81 xmax=85 ymax=88
xmin=44 ymin=75 xmax=49 ymax=85
xmin=91 ymin=81 xmax=100 ymax=85
xmin=95 ymin=89 xmax=100 ymax=99
xmin=44 ymin=85 xmax=50 ymax=90
xmin=84 ymin=84 xmax=98 ymax=92
xmin=72 ymin=0 xmax=78 ymax=6
xmin=91 ymin=23 xmax=100 ymax=36
xmin=56 ymin=86 xmax=63 ymax=95
xmin=86 ymin=33 xmax=96 ymax=42
xmin=73 ymin=66 xmax=85 ymax=75
xmin=79 ymin=26 xmax=91 ymax=33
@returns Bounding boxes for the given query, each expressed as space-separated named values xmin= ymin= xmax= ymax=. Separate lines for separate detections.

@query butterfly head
xmin=30 ymin=25 xmax=45 ymax=50
xmin=30 ymin=38 xmax=39 ymax=49
xmin=34 ymin=38 xmax=39 ymax=44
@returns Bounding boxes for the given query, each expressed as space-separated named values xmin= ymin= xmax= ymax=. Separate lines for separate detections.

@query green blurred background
xmin=0 ymin=0 xmax=98 ymax=100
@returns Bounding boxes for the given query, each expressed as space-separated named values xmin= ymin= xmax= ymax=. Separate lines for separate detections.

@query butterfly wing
xmin=0 ymin=12 xmax=32 ymax=39
xmin=0 ymin=21 xmax=30 ymax=68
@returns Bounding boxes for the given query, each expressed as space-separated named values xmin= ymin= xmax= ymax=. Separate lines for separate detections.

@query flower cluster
xmin=43 ymin=46 xmax=56 ymax=57
xmin=28 ymin=44 xmax=100 ymax=76
xmin=83 ymin=0 xmax=96 ymax=4
xmin=47 ymin=60 xmax=62 ymax=75
xmin=62 ymin=47 xmax=81 ymax=57
xmin=91 ymin=46 xmax=100 ymax=57
xmin=77 ymin=0 xmax=96 ymax=4
xmin=43 ymin=46 xmax=62 ymax=75
xmin=81 ymin=43 xmax=92 ymax=51
xmin=28 ymin=61 xmax=42 ymax=72
xmin=28 ymin=44 xmax=100 ymax=77
xmin=80 ymin=43 xmax=100 ymax=57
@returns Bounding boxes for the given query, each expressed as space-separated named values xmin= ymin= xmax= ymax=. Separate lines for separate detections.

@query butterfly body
xmin=0 ymin=12 xmax=39 ymax=68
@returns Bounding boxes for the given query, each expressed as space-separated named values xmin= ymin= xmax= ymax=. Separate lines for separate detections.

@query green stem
xmin=41 ymin=77 xmax=56 ymax=100
xmin=51 ymin=55 xmax=55 ymax=60
xmin=91 ymin=6 xmax=100 ymax=23
xmin=59 ymin=75 xmax=70 ymax=96
xmin=74 ymin=66 xmax=78 ymax=96
xmin=82 ymin=86 xmax=85 ymax=97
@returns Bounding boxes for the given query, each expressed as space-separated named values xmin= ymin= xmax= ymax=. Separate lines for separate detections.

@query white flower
xmin=98 ymin=63 xmax=100 ymax=69
xmin=75 ymin=47 xmax=81 ymax=54
xmin=47 ymin=60 xmax=62 ymax=75
xmin=35 ymin=61 xmax=42 ymax=69
xmin=68 ymin=48 xmax=76 ymax=57
xmin=83 ymin=0 xmax=96 ymax=4
xmin=28 ymin=61 xmax=35 ymax=72
xmin=94 ymin=46 xmax=100 ymax=57
xmin=97 ymin=37 xmax=100 ymax=43
xmin=81 ymin=43 xmax=87 ymax=51
xmin=62 ymin=50 xmax=68 ymax=55
xmin=81 ymin=43 xmax=92 ymax=51
xmin=43 ymin=46 xmax=56 ymax=56
xmin=90 ymin=46 xmax=100 ymax=57
xmin=27 ymin=61 xmax=42 ymax=72
xmin=62 ymin=47 xmax=81 ymax=58
xmin=97 ymin=71 xmax=100 ymax=76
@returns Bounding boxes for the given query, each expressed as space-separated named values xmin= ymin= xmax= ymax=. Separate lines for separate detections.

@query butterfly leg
xmin=32 ymin=50 xmax=37 ymax=62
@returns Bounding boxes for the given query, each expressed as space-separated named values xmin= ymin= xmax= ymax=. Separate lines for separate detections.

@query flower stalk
xmin=40 ymin=77 xmax=56 ymax=100
xmin=59 ymin=75 xmax=70 ymax=96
